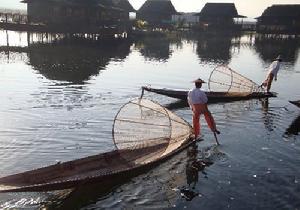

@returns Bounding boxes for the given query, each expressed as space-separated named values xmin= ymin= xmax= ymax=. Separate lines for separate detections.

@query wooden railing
xmin=0 ymin=12 xmax=28 ymax=24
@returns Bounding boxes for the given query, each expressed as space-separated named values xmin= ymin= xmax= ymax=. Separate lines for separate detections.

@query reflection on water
xmin=39 ymin=142 xmax=222 ymax=209
xmin=28 ymin=39 xmax=132 ymax=83
xmin=197 ymin=34 xmax=234 ymax=64
xmin=135 ymin=36 xmax=171 ymax=62
xmin=134 ymin=35 xmax=182 ymax=62
xmin=260 ymin=98 xmax=276 ymax=132
xmin=255 ymin=34 xmax=300 ymax=64
xmin=181 ymin=144 xmax=214 ymax=201
xmin=1 ymin=30 xmax=300 ymax=69
xmin=0 ymin=30 xmax=300 ymax=209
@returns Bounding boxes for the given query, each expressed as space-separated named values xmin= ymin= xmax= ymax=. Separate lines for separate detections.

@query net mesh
xmin=208 ymin=65 xmax=263 ymax=93
xmin=0 ymin=99 xmax=193 ymax=192
xmin=113 ymin=98 xmax=192 ymax=164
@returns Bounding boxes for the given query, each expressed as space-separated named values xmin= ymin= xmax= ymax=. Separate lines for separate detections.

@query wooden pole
xmin=213 ymin=132 xmax=220 ymax=145
xmin=6 ymin=30 xmax=9 ymax=62
xmin=27 ymin=32 xmax=30 ymax=46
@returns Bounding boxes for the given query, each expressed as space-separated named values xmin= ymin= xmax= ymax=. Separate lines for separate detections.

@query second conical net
xmin=208 ymin=65 xmax=262 ymax=93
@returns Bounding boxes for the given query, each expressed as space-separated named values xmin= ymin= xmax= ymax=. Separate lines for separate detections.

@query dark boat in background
xmin=289 ymin=100 xmax=300 ymax=108
xmin=142 ymin=65 xmax=277 ymax=103
xmin=142 ymin=86 xmax=277 ymax=103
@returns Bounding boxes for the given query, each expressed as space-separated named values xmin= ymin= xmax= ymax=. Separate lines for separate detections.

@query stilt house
xmin=256 ymin=4 xmax=300 ymax=34
xmin=21 ymin=0 xmax=135 ymax=29
xmin=197 ymin=3 xmax=245 ymax=30
xmin=137 ymin=0 xmax=178 ymax=27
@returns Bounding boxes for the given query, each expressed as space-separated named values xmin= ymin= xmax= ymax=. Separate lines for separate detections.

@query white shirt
xmin=187 ymin=88 xmax=208 ymax=106
xmin=267 ymin=60 xmax=281 ymax=80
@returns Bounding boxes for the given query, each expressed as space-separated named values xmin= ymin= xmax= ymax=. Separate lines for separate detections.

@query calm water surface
xmin=0 ymin=30 xmax=299 ymax=209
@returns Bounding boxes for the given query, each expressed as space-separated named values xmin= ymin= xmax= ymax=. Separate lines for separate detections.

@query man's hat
xmin=276 ymin=55 xmax=282 ymax=61
xmin=192 ymin=78 xmax=206 ymax=83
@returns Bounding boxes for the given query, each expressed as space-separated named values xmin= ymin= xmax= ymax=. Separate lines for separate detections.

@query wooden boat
xmin=289 ymin=100 xmax=300 ymax=108
xmin=0 ymin=137 xmax=195 ymax=193
xmin=142 ymin=86 xmax=277 ymax=102
xmin=0 ymin=98 xmax=193 ymax=193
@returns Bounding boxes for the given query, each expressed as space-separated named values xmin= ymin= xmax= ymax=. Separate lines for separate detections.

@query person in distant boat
xmin=261 ymin=55 xmax=282 ymax=93
xmin=187 ymin=78 xmax=220 ymax=140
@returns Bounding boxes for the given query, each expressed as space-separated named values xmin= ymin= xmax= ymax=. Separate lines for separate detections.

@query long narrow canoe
xmin=0 ymin=137 xmax=195 ymax=193
xmin=142 ymin=86 xmax=277 ymax=102
xmin=289 ymin=100 xmax=300 ymax=108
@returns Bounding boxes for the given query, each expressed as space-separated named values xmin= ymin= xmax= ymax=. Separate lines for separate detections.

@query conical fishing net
xmin=208 ymin=65 xmax=263 ymax=93
xmin=0 ymin=98 xmax=193 ymax=193
xmin=113 ymin=98 xmax=192 ymax=164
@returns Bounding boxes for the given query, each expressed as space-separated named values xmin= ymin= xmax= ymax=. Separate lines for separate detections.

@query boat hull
xmin=0 ymin=138 xmax=195 ymax=193
xmin=142 ymin=86 xmax=277 ymax=102
xmin=289 ymin=100 xmax=300 ymax=108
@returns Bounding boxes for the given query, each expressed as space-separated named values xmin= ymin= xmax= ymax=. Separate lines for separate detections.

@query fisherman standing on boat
xmin=187 ymin=78 xmax=220 ymax=141
xmin=261 ymin=55 xmax=282 ymax=93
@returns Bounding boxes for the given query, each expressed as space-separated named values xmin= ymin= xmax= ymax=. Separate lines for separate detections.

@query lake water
xmin=0 ymin=30 xmax=299 ymax=209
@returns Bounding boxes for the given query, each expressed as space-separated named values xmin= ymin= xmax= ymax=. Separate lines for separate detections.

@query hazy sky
xmin=2 ymin=0 xmax=300 ymax=18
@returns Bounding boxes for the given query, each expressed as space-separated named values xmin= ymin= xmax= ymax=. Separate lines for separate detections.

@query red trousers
xmin=192 ymin=104 xmax=217 ymax=137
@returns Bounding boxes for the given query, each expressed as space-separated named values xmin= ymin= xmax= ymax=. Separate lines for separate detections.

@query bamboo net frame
xmin=208 ymin=65 xmax=263 ymax=93
xmin=113 ymin=98 xmax=192 ymax=164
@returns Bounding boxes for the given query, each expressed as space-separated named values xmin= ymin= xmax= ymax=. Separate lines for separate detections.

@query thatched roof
xmin=112 ymin=0 xmax=135 ymax=12
xmin=22 ymin=0 xmax=100 ymax=4
xmin=197 ymin=3 xmax=245 ymax=18
xmin=257 ymin=4 xmax=300 ymax=18
xmin=138 ymin=0 xmax=177 ymax=15
xmin=22 ymin=0 xmax=135 ymax=11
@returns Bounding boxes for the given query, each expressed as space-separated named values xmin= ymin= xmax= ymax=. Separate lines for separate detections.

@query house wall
xmin=194 ymin=16 xmax=243 ymax=31
xmin=137 ymin=12 xmax=173 ymax=25
xmin=27 ymin=2 xmax=53 ymax=24
xmin=172 ymin=14 xmax=199 ymax=24
xmin=27 ymin=2 xmax=128 ymax=27
xmin=258 ymin=17 xmax=300 ymax=26
xmin=200 ymin=17 xmax=234 ymax=26
xmin=257 ymin=17 xmax=300 ymax=33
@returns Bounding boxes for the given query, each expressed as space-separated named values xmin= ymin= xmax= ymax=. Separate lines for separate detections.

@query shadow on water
xmin=40 ymin=143 xmax=224 ymax=209
xmin=165 ymin=100 xmax=188 ymax=110
xmin=43 ymin=177 xmax=133 ymax=209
